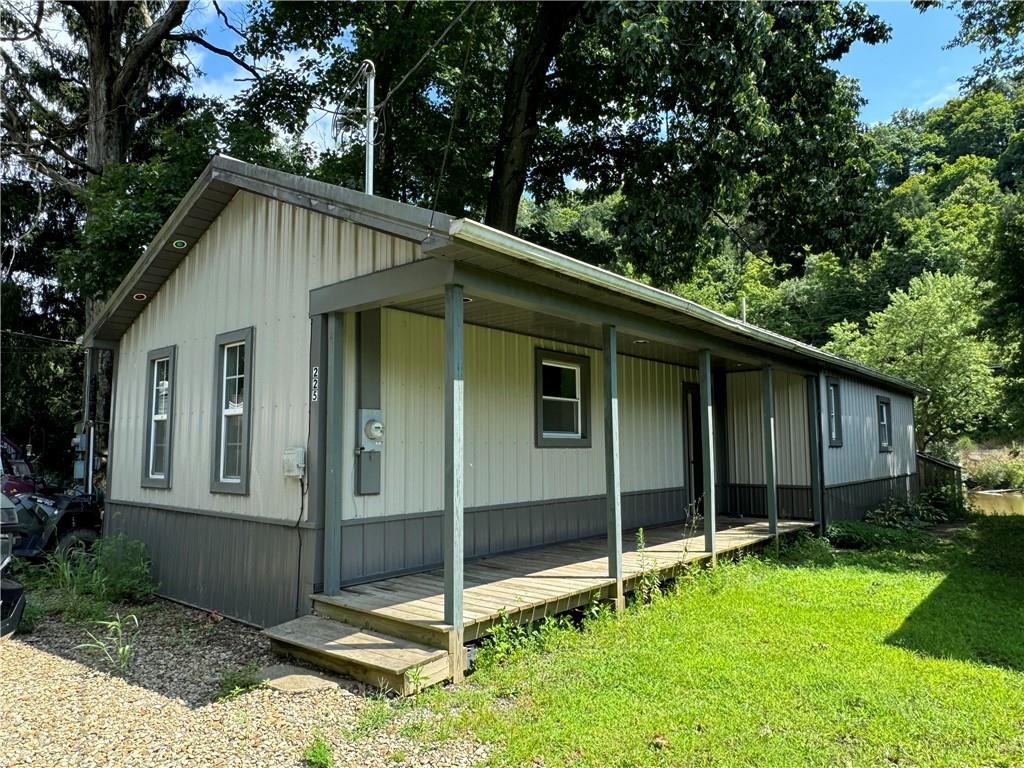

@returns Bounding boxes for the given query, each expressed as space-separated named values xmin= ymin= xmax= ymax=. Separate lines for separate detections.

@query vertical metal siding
xmin=819 ymin=374 xmax=916 ymax=486
xmin=110 ymin=192 xmax=419 ymax=520
xmin=343 ymin=309 xmax=692 ymax=521
xmin=727 ymin=371 xmax=810 ymax=486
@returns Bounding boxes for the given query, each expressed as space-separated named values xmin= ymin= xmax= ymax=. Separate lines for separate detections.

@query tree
xmin=824 ymin=272 xmax=999 ymax=450
xmin=936 ymin=0 xmax=1024 ymax=85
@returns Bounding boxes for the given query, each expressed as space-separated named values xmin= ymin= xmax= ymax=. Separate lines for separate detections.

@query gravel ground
xmin=0 ymin=600 xmax=488 ymax=768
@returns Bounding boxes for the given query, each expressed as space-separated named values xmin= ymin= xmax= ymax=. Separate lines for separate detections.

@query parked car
xmin=3 ymin=490 xmax=103 ymax=559
xmin=1 ymin=434 xmax=36 ymax=496
xmin=1 ymin=498 xmax=26 ymax=638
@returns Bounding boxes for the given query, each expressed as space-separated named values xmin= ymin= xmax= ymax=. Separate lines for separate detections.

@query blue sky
xmin=188 ymin=0 xmax=982 ymax=135
xmin=832 ymin=1 xmax=982 ymax=124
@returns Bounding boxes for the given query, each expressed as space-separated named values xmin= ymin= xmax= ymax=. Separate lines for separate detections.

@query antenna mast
xmin=363 ymin=60 xmax=376 ymax=196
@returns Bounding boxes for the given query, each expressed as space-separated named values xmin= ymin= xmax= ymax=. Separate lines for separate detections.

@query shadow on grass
xmin=885 ymin=516 xmax=1024 ymax=671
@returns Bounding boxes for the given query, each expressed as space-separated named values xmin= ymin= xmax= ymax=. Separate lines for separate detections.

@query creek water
xmin=968 ymin=490 xmax=1024 ymax=516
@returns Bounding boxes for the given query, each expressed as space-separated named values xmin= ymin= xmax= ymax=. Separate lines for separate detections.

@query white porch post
xmin=603 ymin=324 xmax=624 ymax=612
xmin=761 ymin=366 xmax=779 ymax=536
xmin=443 ymin=284 xmax=465 ymax=681
xmin=698 ymin=349 xmax=717 ymax=559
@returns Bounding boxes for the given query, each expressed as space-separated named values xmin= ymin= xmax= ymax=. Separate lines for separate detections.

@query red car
xmin=1 ymin=435 xmax=35 ymax=496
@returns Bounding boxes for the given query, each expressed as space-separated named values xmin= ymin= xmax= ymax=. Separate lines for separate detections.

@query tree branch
xmin=166 ymin=31 xmax=262 ymax=79
xmin=1 ymin=0 xmax=44 ymax=42
xmin=113 ymin=0 xmax=190 ymax=103
xmin=212 ymin=0 xmax=246 ymax=39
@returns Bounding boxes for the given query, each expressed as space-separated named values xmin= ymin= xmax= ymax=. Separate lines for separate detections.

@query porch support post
xmin=603 ymin=324 xmax=624 ymax=612
xmin=805 ymin=374 xmax=825 ymax=531
xmin=698 ymin=349 xmax=717 ymax=560
xmin=761 ymin=366 xmax=779 ymax=536
xmin=443 ymin=283 xmax=465 ymax=681
xmin=323 ymin=313 xmax=344 ymax=596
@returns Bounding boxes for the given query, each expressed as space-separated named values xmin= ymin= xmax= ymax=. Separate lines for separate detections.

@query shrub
xmin=88 ymin=534 xmax=156 ymax=603
xmin=216 ymin=662 xmax=265 ymax=701
xmin=827 ymin=521 xmax=929 ymax=551
xmin=775 ymin=532 xmax=834 ymax=566
xmin=303 ymin=731 xmax=334 ymax=768
xmin=864 ymin=492 xmax=952 ymax=529
xmin=964 ymin=446 xmax=1024 ymax=489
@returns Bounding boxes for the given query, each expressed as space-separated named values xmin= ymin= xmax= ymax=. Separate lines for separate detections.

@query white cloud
xmin=919 ymin=81 xmax=961 ymax=110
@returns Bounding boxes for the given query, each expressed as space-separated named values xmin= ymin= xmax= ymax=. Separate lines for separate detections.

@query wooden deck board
xmin=313 ymin=518 xmax=813 ymax=637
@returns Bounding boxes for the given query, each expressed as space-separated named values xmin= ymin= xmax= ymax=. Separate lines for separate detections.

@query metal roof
xmin=84 ymin=156 xmax=926 ymax=396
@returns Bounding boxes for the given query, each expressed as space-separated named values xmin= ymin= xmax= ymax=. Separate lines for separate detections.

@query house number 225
xmin=311 ymin=366 xmax=319 ymax=402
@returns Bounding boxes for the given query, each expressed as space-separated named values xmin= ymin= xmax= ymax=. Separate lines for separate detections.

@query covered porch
xmin=302 ymin=232 xmax=830 ymax=683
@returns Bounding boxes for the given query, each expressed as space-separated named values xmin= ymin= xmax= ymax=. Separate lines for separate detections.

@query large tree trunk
xmin=484 ymin=1 xmax=583 ymax=233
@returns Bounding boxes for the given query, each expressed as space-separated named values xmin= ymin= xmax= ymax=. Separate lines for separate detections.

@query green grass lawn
xmin=429 ymin=517 xmax=1024 ymax=767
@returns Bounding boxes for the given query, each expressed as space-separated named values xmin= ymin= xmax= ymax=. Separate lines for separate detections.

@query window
xmin=211 ymin=327 xmax=254 ymax=493
xmin=535 ymin=349 xmax=591 ymax=448
xmin=142 ymin=346 xmax=176 ymax=488
xmin=877 ymin=395 xmax=893 ymax=453
xmin=826 ymin=377 xmax=843 ymax=447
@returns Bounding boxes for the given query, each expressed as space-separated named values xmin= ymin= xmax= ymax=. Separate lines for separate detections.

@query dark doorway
xmin=683 ymin=382 xmax=703 ymax=513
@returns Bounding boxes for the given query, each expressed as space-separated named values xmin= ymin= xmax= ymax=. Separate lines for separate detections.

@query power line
xmin=376 ymin=1 xmax=477 ymax=115
xmin=0 ymin=328 xmax=79 ymax=345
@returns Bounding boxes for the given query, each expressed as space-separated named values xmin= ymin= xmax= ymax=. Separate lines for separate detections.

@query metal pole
xmin=364 ymin=60 xmax=376 ymax=196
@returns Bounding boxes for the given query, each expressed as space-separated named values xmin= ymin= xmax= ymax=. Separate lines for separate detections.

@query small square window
xmin=535 ymin=349 xmax=591 ymax=448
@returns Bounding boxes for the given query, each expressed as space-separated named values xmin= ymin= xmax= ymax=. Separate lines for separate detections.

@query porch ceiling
xmin=393 ymin=294 xmax=759 ymax=371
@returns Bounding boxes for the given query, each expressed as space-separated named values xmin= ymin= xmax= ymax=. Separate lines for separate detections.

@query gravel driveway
xmin=0 ymin=600 xmax=487 ymax=768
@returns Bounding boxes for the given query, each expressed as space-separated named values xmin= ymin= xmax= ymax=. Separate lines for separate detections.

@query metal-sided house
xmin=84 ymin=156 xmax=926 ymax=691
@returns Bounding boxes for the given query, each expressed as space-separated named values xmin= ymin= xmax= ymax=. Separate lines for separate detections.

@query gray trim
xmin=323 ymin=314 xmax=345 ymax=595
xmin=106 ymin=498 xmax=322 ymax=529
xmin=356 ymin=310 xmax=382 ymax=495
xmin=824 ymin=472 xmax=915 ymax=490
xmin=698 ymin=349 xmax=717 ymax=554
xmin=726 ymin=484 xmax=815 ymax=521
xmin=603 ymin=325 xmax=623 ymax=600
xmin=876 ymin=395 xmax=893 ymax=453
xmin=307 ymin=316 xmax=328 ymax=527
xmin=141 ymin=345 xmax=176 ymax=489
xmin=310 ymin=259 xmax=455 ymax=316
xmin=534 ymin=348 xmax=593 ymax=448
xmin=210 ymin=326 xmax=255 ymax=495
xmin=337 ymin=487 xmax=689 ymax=586
xmin=105 ymin=500 xmax=321 ymax=627
xmin=806 ymin=374 xmax=825 ymax=527
xmin=826 ymin=376 xmax=844 ymax=447
xmin=443 ymin=284 xmax=465 ymax=630
xmin=761 ymin=366 xmax=779 ymax=534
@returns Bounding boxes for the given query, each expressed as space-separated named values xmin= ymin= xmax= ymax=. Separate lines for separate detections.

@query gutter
xmin=449 ymin=219 xmax=927 ymax=397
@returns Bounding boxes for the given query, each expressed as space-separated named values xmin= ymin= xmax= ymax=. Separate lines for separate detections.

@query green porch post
xmin=443 ymin=283 xmax=465 ymax=681
xmin=806 ymin=374 xmax=825 ymax=531
xmin=603 ymin=324 xmax=624 ymax=612
xmin=762 ymin=366 xmax=779 ymax=536
xmin=698 ymin=349 xmax=717 ymax=559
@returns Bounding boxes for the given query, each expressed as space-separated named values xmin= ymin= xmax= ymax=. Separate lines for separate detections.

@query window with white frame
xmin=212 ymin=327 xmax=254 ymax=493
xmin=826 ymin=377 xmax=843 ymax=447
xmin=535 ymin=349 xmax=591 ymax=448
xmin=142 ymin=346 xmax=176 ymax=489
xmin=877 ymin=395 xmax=893 ymax=452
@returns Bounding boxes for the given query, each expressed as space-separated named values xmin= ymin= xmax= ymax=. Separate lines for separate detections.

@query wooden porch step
xmin=263 ymin=615 xmax=452 ymax=695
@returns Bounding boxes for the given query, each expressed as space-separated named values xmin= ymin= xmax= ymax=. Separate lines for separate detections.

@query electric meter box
xmin=282 ymin=446 xmax=306 ymax=478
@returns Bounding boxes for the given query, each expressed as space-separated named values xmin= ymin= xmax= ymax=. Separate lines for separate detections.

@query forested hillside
xmin=1 ymin=0 xmax=1020 ymax=474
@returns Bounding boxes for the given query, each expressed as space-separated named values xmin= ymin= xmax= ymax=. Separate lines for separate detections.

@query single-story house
xmin=84 ymin=156 xmax=929 ymax=689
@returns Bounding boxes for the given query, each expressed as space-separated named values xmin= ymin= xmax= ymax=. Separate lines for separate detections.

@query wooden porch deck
xmin=311 ymin=517 xmax=815 ymax=649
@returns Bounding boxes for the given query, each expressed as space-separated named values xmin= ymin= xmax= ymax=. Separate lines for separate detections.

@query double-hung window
xmin=535 ymin=349 xmax=591 ymax=448
xmin=142 ymin=346 xmax=176 ymax=489
xmin=877 ymin=395 xmax=893 ymax=452
xmin=826 ymin=377 xmax=843 ymax=447
xmin=212 ymin=327 xmax=254 ymax=493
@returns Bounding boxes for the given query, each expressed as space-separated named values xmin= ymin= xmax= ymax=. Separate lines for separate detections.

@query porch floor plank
xmin=313 ymin=518 xmax=813 ymax=638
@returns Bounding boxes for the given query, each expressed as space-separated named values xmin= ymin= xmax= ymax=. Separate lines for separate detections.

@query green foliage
xmin=477 ymin=612 xmax=575 ymax=670
xmin=862 ymin=489 xmax=960 ymax=530
xmin=216 ymin=662 xmax=266 ymax=701
xmin=449 ymin=518 xmax=1024 ymax=766
xmin=633 ymin=528 xmax=662 ymax=605
xmin=345 ymin=696 xmax=396 ymax=738
xmin=774 ymin=532 xmax=835 ymax=567
xmin=964 ymin=446 xmax=1024 ymax=489
xmin=303 ymin=730 xmax=335 ymax=768
xmin=77 ymin=613 xmax=140 ymax=675
xmin=824 ymin=272 xmax=999 ymax=448
xmin=826 ymin=521 xmax=931 ymax=551
xmin=87 ymin=534 xmax=157 ymax=604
